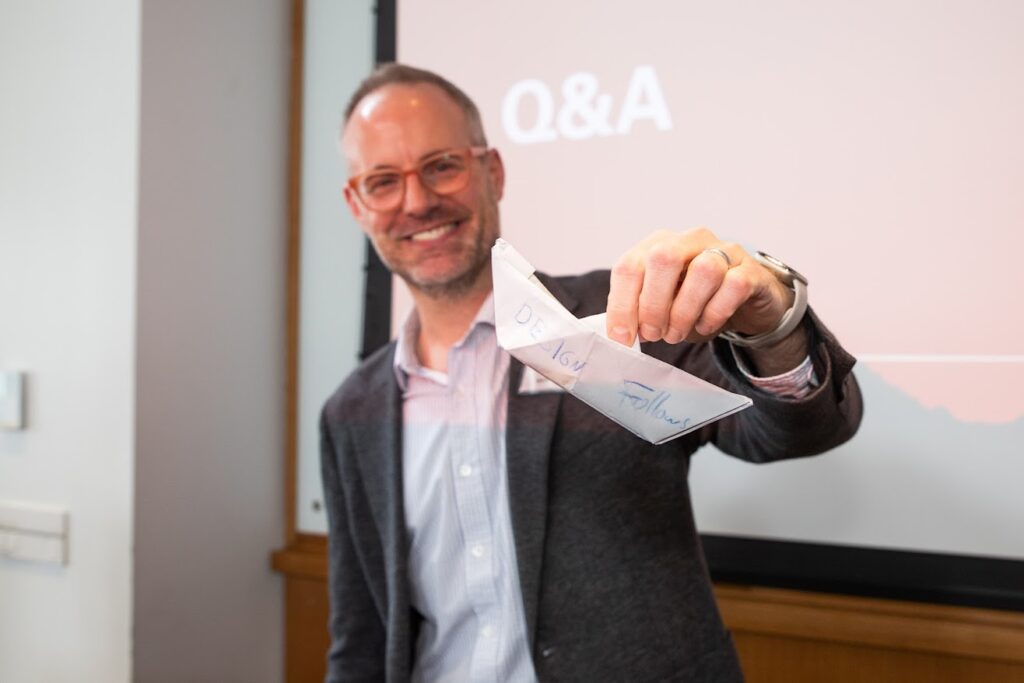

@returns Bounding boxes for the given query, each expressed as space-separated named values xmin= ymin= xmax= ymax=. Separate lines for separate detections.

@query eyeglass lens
xmin=358 ymin=152 xmax=471 ymax=209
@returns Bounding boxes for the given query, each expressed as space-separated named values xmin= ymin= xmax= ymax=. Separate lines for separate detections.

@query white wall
xmin=133 ymin=1 xmax=289 ymax=681
xmin=1 ymin=0 xmax=291 ymax=680
xmin=0 ymin=1 xmax=139 ymax=681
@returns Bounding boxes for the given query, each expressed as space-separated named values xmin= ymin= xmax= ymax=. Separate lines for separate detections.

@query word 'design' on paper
xmin=492 ymin=238 xmax=752 ymax=444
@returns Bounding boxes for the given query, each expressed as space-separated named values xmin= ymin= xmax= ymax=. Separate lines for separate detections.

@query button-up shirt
xmin=396 ymin=294 xmax=536 ymax=683
xmin=394 ymin=293 xmax=816 ymax=683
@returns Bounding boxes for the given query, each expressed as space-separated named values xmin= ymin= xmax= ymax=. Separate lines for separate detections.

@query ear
xmin=342 ymin=185 xmax=365 ymax=222
xmin=486 ymin=149 xmax=506 ymax=201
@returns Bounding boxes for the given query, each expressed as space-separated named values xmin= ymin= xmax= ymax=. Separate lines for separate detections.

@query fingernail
xmin=665 ymin=327 xmax=682 ymax=344
xmin=640 ymin=324 xmax=661 ymax=341
xmin=610 ymin=325 xmax=632 ymax=345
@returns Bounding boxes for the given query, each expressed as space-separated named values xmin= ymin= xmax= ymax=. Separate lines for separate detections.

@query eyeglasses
xmin=347 ymin=146 xmax=490 ymax=212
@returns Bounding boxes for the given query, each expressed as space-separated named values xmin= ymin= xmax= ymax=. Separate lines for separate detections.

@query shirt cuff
xmin=731 ymin=347 xmax=819 ymax=400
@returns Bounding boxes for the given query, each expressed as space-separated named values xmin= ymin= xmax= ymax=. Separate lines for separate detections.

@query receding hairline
xmin=342 ymin=63 xmax=487 ymax=146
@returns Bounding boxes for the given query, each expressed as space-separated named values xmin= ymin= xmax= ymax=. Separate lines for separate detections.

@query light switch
xmin=0 ymin=371 xmax=25 ymax=429
xmin=0 ymin=500 xmax=68 ymax=566
xmin=0 ymin=500 xmax=67 ymax=535
xmin=0 ymin=529 xmax=67 ymax=564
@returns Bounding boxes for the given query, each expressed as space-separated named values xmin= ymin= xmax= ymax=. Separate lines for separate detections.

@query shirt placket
xmin=448 ymin=335 xmax=502 ymax=681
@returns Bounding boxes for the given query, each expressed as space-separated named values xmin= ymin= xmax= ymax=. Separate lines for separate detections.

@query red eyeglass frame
xmin=346 ymin=146 xmax=490 ymax=211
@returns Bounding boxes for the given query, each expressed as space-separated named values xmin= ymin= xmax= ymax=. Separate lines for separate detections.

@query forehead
xmin=342 ymin=83 xmax=473 ymax=172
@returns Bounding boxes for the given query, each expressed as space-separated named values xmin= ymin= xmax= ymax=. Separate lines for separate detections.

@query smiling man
xmin=341 ymin=74 xmax=502 ymax=371
xmin=321 ymin=63 xmax=862 ymax=683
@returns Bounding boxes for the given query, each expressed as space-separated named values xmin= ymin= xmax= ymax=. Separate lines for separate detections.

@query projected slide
xmin=399 ymin=0 xmax=1024 ymax=560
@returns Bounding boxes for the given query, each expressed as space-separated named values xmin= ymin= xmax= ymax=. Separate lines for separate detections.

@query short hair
xmin=343 ymin=63 xmax=488 ymax=145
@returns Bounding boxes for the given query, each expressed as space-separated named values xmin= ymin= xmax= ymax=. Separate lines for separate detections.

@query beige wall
xmin=134 ymin=1 xmax=289 ymax=681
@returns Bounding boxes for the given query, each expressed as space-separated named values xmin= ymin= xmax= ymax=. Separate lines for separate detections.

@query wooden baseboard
xmin=716 ymin=583 xmax=1024 ymax=664
xmin=718 ymin=583 xmax=1024 ymax=683
xmin=272 ymin=536 xmax=1024 ymax=683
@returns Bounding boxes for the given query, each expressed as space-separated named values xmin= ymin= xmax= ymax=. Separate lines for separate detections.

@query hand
xmin=606 ymin=228 xmax=795 ymax=347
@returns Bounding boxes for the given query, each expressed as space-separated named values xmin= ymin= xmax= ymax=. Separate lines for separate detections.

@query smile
xmin=408 ymin=222 xmax=458 ymax=242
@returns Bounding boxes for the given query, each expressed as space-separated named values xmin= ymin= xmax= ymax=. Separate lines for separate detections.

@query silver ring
xmin=702 ymin=247 xmax=732 ymax=267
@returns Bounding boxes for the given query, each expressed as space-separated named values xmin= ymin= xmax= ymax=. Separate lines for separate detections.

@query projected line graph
xmin=859 ymin=355 xmax=1024 ymax=424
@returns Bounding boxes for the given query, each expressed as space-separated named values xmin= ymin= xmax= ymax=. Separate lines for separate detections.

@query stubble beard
xmin=378 ymin=225 xmax=497 ymax=303
xmin=384 ymin=201 xmax=499 ymax=302
xmin=401 ymin=245 xmax=490 ymax=300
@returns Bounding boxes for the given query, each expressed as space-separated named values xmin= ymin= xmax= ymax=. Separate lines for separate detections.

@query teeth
xmin=409 ymin=223 xmax=455 ymax=242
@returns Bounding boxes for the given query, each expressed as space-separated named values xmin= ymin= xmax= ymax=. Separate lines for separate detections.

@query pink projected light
xmin=397 ymin=0 xmax=1024 ymax=427
xmin=864 ymin=360 xmax=1023 ymax=424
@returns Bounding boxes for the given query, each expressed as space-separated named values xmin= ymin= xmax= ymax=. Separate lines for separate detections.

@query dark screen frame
xmin=363 ymin=0 xmax=1024 ymax=613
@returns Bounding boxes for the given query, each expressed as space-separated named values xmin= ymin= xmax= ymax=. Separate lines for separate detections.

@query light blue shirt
xmin=395 ymin=294 xmax=537 ymax=683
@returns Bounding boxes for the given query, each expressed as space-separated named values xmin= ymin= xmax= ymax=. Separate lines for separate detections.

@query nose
xmin=401 ymin=170 xmax=441 ymax=216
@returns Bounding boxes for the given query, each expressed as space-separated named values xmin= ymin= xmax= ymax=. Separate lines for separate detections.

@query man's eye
xmin=424 ymin=157 xmax=464 ymax=177
xmin=364 ymin=174 xmax=399 ymax=195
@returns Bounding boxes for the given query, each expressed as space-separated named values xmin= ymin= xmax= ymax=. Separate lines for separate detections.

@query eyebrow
xmin=365 ymin=147 xmax=460 ymax=172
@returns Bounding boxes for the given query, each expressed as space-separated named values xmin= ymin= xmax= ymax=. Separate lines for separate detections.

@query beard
xmin=376 ymin=203 xmax=499 ymax=301
xmin=401 ymin=246 xmax=490 ymax=299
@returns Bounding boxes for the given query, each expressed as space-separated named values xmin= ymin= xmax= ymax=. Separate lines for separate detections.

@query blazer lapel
xmin=505 ymin=273 xmax=580 ymax=649
xmin=350 ymin=348 xmax=413 ymax=678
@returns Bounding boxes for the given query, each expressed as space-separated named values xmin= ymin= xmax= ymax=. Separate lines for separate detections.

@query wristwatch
xmin=719 ymin=251 xmax=809 ymax=348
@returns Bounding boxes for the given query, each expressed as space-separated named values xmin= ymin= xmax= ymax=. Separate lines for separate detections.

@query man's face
xmin=342 ymin=83 xmax=504 ymax=298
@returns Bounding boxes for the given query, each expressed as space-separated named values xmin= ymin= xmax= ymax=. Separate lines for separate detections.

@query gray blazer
xmin=320 ymin=270 xmax=862 ymax=683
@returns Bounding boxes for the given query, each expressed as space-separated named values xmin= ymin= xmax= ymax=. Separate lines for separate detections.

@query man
xmin=321 ymin=63 xmax=862 ymax=683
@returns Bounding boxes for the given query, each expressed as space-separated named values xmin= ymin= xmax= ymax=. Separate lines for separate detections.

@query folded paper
xmin=492 ymin=238 xmax=752 ymax=444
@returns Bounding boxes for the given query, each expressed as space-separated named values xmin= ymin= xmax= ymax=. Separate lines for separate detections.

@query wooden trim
xmin=272 ymin=533 xmax=327 ymax=581
xmin=283 ymin=0 xmax=305 ymax=547
xmin=273 ymin=537 xmax=1024 ymax=680
xmin=273 ymin=535 xmax=1024 ymax=666
xmin=716 ymin=583 xmax=1024 ymax=664
xmin=280 ymin=13 xmax=307 ymax=675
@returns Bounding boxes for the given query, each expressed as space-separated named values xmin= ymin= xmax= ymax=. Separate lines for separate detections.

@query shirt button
xmin=458 ymin=464 xmax=472 ymax=477
xmin=481 ymin=625 xmax=495 ymax=638
xmin=470 ymin=544 xmax=486 ymax=558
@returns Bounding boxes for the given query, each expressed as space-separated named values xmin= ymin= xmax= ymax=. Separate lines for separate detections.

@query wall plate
xmin=0 ymin=371 xmax=25 ymax=430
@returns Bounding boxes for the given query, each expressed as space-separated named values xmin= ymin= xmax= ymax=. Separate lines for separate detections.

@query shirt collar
xmin=393 ymin=292 xmax=496 ymax=390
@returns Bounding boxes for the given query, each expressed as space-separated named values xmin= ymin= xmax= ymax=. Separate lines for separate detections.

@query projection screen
xmin=295 ymin=0 xmax=1024 ymax=607
xmin=396 ymin=1 xmax=1024 ymax=563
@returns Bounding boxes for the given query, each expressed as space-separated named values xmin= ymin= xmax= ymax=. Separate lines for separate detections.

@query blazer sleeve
xmin=542 ymin=269 xmax=863 ymax=463
xmin=667 ymin=307 xmax=863 ymax=463
xmin=320 ymin=409 xmax=387 ymax=683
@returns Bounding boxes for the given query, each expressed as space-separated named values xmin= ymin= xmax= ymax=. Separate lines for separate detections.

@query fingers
xmin=607 ymin=230 xmax=677 ymax=345
xmin=663 ymin=248 xmax=731 ymax=343
xmin=706 ymin=263 xmax=794 ymax=338
xmin=607 ymin=229 xmax=708 ymax=345
xmin=607 ymin=252 xmax=645 ymax=345
xmin=637 ymin=239 xmax=688 ymax=341
xmin=685 ymin=254 xmax=789 ymax=341
xmin=694 ymin=265 xmax=754 ymax=337
xmin=608 ymin=229 xmax=759 ymax=346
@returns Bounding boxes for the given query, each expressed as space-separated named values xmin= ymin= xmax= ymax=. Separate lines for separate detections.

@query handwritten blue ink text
xmin=617 ymin=380 xmax=689 ymax=428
